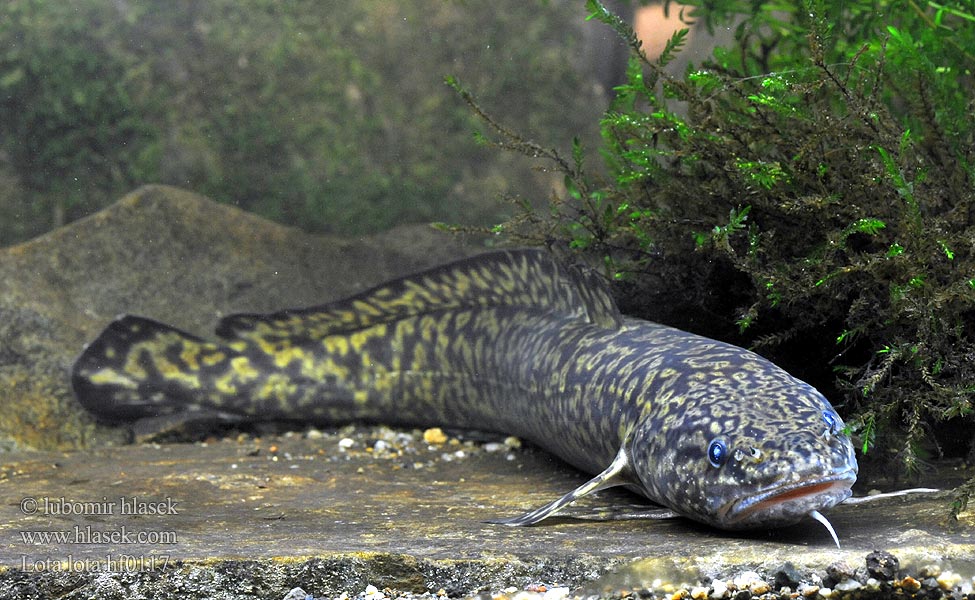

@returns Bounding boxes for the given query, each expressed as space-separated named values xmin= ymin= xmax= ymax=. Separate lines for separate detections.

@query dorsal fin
xmin=561 ymin=259 xmax=624 ymax=330
xmin=215 ymin=248 xmax=622 ymax=342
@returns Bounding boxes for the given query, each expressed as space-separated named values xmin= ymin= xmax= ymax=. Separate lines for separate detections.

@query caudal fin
xmin=72 ymin=315 xmax=221 ymax=424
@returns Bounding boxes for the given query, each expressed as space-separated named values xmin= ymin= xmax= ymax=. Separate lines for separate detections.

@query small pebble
xmin=690 ymin=585 xmax=709 ymax=599
xmin=798 ymin=583 xmax=820 ymax=597
xmin=749 ymin=581 xmax=769 ymax=595
xmin=542 ymin=587 xmax=569 ymax=600
xmin=504 ymin=436 xmax=522 ymax=448
xmin=732 ymin=571 xmax=763 ymax=589
xmin=773 ymin=562 xmax=802 ymax=589
xmin=338 ymin=437 xmax=355 ymax=450
xmin=825 ymin=561 xmax=855 ymax=585
xmin=865 ymin=549 xmax=899 ymax=580
xmin=423 ymin=427 xmax=448 ymax=445
xmin=363 ymin=584 xmax=385 ymax=600
xmin=896 ymin=576 xmax=921 ymax=592
xmin=834 ymin=579 xmax=861 ymax=592
xmin=709 ymin=580 xmax=728 ymax=599
xmin=281 ymin=587 xmax=308 ymax=600
xmin=937 ymin=570 xmax=961 ymax=590
xmin=919 ymin=564 xmax=942 ymax=578
xmin=305 ymin=428 xmax=324 ymax=439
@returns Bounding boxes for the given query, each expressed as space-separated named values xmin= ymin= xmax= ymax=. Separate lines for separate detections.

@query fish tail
xmin=72 ymin=315 xmax=224 ymax=424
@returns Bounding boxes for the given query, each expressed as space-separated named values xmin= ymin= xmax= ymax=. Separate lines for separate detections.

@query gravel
xmin=277 ymin=553 xmax=975 ymax=600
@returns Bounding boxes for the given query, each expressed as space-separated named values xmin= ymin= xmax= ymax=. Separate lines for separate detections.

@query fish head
xmin=630 ymin=372 xmax=857 ymax=530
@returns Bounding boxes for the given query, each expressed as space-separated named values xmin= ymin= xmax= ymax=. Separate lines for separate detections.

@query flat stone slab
xmin=1 ymin=426 xmax=973 ymax=598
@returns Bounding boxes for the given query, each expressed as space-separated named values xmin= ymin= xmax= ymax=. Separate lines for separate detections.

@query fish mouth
xmin=719 ymin=468 xmax=857 ymax=529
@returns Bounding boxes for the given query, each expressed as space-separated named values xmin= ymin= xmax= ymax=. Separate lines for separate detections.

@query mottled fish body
xmin=72 ymin=249 xmax=857 ymax=533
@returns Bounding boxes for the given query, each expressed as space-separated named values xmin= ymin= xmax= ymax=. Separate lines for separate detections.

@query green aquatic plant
xmin=0 ymin=1 xmax=160 ymax=238
xmin=455 ymin=0 xmax=975 ymax=500
xmin=0 ymin=0 xmax=607 ymax=245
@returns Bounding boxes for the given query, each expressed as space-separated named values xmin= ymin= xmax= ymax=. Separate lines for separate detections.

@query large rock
xmin=0 ymin=185 xmax=480 ymax=450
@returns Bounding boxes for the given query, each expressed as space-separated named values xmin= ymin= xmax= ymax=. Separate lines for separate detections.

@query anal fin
xmin=129 ymin=409 xmax=247 ymax=443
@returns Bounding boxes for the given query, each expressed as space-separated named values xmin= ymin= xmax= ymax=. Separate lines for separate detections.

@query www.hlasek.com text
xmin=21 ymin=525 xmax=178 ymax=546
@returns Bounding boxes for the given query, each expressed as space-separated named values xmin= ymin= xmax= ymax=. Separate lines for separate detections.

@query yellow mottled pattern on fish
xmin=72 ymin=249 xmax=857 ymax=532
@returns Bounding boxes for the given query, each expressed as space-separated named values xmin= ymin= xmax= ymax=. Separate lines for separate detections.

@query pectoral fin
xmin=489 ymin=444 xmax=632 ymax=526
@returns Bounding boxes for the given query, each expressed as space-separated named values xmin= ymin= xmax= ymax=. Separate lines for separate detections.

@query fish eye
xmin=822 ymin=410 xmax=840 ymax=435
xmin=707 ymin=438 xmax=729 ymax=468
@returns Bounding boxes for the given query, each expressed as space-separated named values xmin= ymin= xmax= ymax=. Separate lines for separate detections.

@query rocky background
xmin=0 ymin=185 xmax=482 ymax=450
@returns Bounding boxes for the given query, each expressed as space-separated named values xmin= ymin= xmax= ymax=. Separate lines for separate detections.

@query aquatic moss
xmin=455 ymin=0 xmax=975 ymax=506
